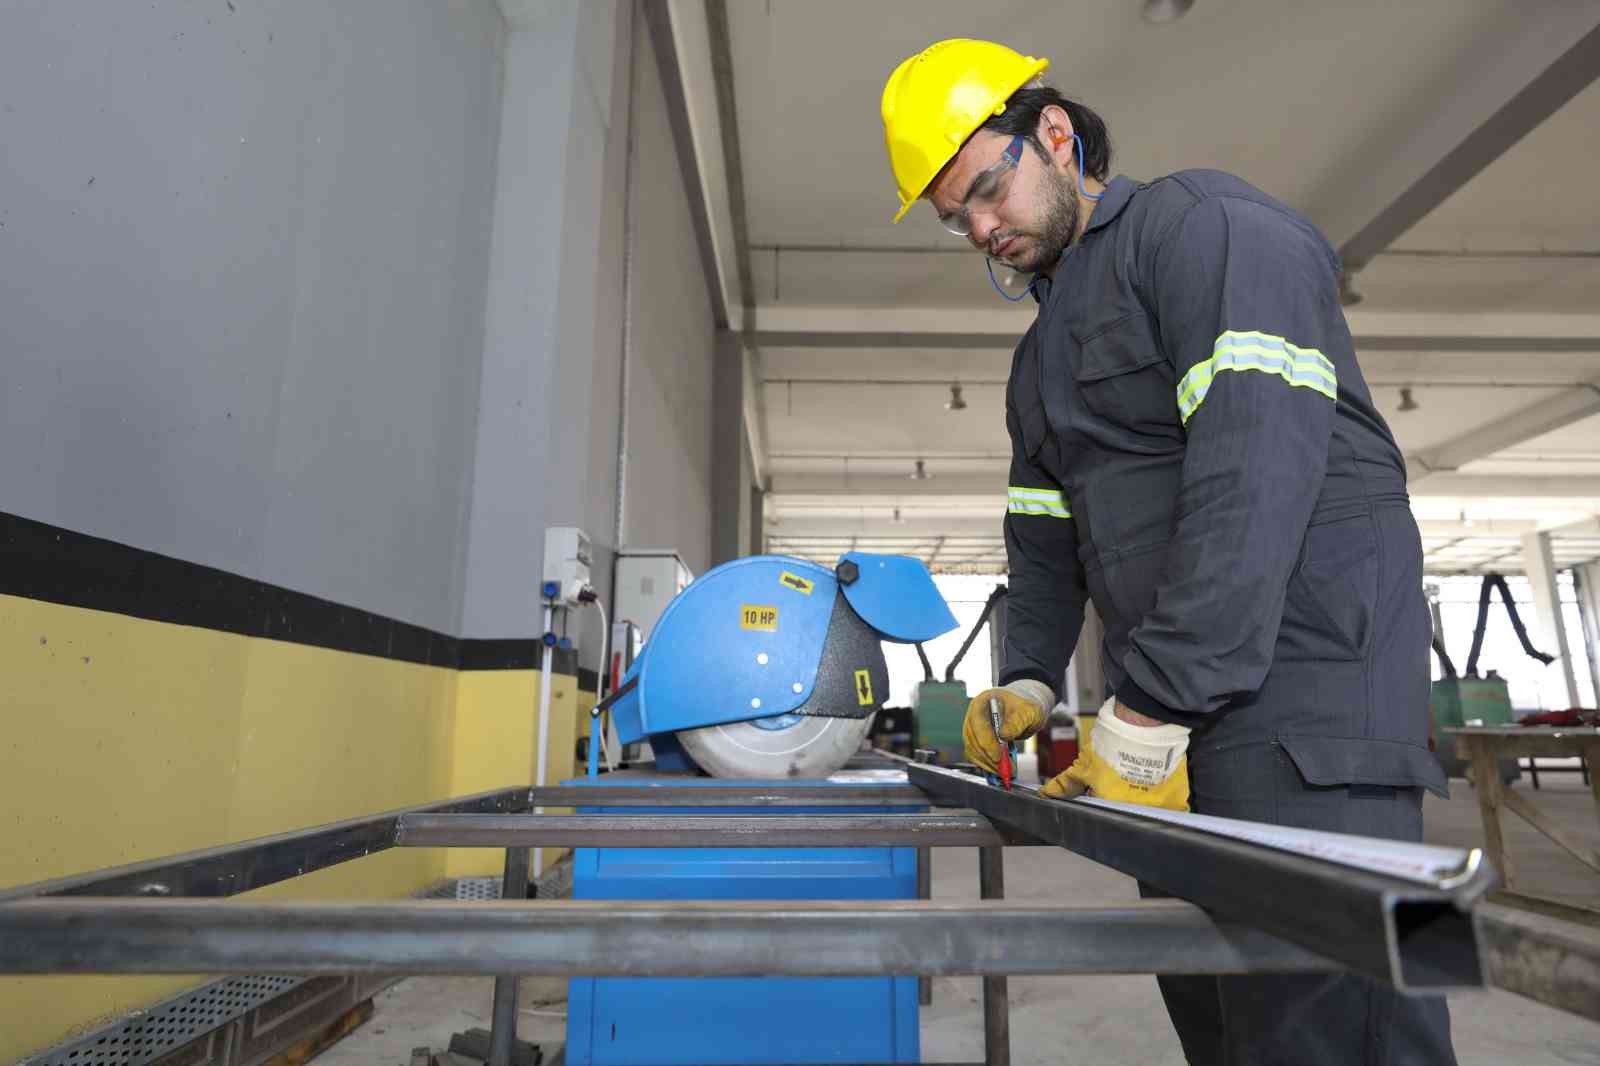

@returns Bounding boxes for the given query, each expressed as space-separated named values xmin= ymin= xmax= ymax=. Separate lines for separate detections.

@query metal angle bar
xmin=525 ymin=784 xmax=929 ymax=807
xmin=0 ymin=898 xmax=1340 ymax=977
xmin=394 ymin=812 xmax=1017 ymax=848
xmin=0 ymin=786 xmax=533 ymax=902
xmin=905 ymin=763 xmax=1491 ymax=992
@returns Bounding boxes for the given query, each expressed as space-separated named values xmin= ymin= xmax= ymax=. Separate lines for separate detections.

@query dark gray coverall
xmin=999 ymin=170 xmax=1455 ymax=1065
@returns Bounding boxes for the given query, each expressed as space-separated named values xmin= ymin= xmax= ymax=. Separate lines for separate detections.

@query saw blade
xmin=676 ymin=712 xmax=874 ymax=779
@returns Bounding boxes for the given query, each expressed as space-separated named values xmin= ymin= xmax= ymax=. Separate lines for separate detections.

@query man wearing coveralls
xmin=880 ymin=39 xmax=1456 ymax=1065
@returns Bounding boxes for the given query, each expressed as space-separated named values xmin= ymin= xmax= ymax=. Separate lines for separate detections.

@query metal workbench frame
xmin=3 ymin=769 xmax=1596 ymax=1066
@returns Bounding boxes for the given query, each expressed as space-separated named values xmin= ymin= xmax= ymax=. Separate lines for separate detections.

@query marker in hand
xmin=989 ymin=694 xmax=1013 ymax=791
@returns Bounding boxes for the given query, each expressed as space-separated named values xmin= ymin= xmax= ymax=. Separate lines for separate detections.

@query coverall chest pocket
xmin=1071 ymin=313 xmax=1177 ymax=435
xmin=1278 ymin=512 xmax=1379 ymax=662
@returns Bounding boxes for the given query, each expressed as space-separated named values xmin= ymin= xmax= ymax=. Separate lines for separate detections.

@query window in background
xmin=883 ymin=573 xmax=1009 ymax=707
xmin=1427 ymin=573 xmax=1597 ymax=712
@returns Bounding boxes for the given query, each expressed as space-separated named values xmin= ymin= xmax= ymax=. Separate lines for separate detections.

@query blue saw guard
xmin=610 ymin=553 xmax=959 ymax=745
xmin=839 ymin=551 xmax=959 ymax=643
xmin=611 ymin=557 xmax=837 ymax=744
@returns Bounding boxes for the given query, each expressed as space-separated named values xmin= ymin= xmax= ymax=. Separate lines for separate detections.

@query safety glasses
xmin=936 ymin=134 xmax=1025 ymax=237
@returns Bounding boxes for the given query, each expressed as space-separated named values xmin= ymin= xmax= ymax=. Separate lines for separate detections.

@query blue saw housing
xmin=611 ymin=553 xmax=957 ymax=745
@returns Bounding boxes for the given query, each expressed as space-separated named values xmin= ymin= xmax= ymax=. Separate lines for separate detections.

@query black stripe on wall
xmin=0 ymin=511 xmax=596 ymax=684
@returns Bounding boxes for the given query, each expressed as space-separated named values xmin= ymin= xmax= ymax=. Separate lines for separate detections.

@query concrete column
xmin=1575 ymin=562 xmax=1600 ymax=705
xmin=711 ymin=329 xmax=751 ymax=566
xmin=1069 ymin=605 xmax=1106 ymax=712
xmin=460 ymin=0 xmax=626 ymax=641
xmin=988 ymin=588 xmax=1008 ymax=689
xmin=749 ymin=486 xmax=765 ymax=557
xmin=1520 ymin=531 xmax=1580 ymax=707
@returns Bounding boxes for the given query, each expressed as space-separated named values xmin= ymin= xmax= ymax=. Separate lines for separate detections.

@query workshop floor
xmin=318 ymin=760 xmax=1600 ymax=1066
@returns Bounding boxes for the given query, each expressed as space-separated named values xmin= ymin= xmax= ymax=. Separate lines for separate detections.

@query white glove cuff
xmin=1004 ymin=679 xmax=1055 ymax=712
xmin=1092 ymin=697 xmax=1190 ymax=787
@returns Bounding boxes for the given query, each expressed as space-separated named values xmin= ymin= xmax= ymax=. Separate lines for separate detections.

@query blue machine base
xmin=564 ymin=775 xmax=921 ymax=1066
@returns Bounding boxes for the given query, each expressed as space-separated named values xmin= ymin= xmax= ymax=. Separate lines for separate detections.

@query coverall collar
xmin=1032 ymin=175 xmax=1139 ymax=302
xmin=1083 ymin=174 xmax=1138 ymax=235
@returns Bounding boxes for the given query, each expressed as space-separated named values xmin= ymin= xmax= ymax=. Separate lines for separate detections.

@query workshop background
xmin=3 ymin=0 xmax=1600 ymax=1062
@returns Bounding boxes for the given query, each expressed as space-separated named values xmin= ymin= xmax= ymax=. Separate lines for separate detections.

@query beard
xmin=989 ymin=163 xmax=1080 ymax=275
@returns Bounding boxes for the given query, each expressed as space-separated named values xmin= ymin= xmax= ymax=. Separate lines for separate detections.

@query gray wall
xmin=619 ymin=24 xmax=717 ymax=577
xmin=0 ymin=0 xmax=503 ymax=634
xmin=1 ymin=0 xmax=720 ymax=643
xmin=457 ymin=0 xmax=633 ymax=641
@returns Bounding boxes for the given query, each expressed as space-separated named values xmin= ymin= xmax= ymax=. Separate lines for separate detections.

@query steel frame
xmin=3 ymin=768 xmax=1596 ymax=1066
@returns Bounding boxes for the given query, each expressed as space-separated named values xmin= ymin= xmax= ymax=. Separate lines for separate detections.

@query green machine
xmin=912 ymin=680 xmax=970 ymax=759
xmin=1429 ymin=574 xmax=1552 ymax=779
xmin=912 ymin=584 xmax=1007 ymax=763
xmin=1429 ymin=677 xmax=1514 ymax=731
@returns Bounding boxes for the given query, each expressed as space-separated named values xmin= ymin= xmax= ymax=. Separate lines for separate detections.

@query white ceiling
xmin=728 ymin=0 xmax=1531 ymax=246
xmin=673 ymin=0 xmax=1600 ymax=573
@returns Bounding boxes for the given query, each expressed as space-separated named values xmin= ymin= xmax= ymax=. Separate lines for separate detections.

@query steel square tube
xmin=907 ymin=763 xmax=1491 ymax=991
xmin=0 ymin=786 xmax=533 ymax=902
xmin=979 ymin=846 xmax=1009 ymax=1066
xmin=393 ymin=812 xmax=1013 ymax=848
xmin=488 ymin=846 xmax=532 ymax=1066
xmin=0 ymin=898 xmax=1339 ymax=977
xmin=916 ymin=846 xmax=932 ymax=1007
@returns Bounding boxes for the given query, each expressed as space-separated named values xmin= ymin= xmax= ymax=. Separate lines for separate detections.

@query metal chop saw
xmin=567 ymin=552 xmax=957 ymax=1064
xmin=607 ymin=551 xmax=958 ymax=778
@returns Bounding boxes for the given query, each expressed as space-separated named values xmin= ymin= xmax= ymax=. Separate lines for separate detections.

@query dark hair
xmin=980 ymin=85 xmax=1112 ymax=181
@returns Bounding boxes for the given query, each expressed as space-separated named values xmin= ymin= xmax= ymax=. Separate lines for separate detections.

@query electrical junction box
xmin=613 ymin=549 xmax=691 ymax=640
xmin=544 ymin=526 xmax=593 ymax=605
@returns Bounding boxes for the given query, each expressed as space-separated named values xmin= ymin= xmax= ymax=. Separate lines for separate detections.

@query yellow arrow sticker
xmin=740 ymin=605 xmax=779 ymax=632
xmin=778 ymin=571 xmax=815 ymax=595
xmin=854 ymin=668 xmax=874 ymax=706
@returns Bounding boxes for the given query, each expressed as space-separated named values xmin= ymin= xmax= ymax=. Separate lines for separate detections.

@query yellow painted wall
xmin=0 ymin=593 xmax=587 ymax=1061
xmin=447 ymin=670 xmax=581 ymax=878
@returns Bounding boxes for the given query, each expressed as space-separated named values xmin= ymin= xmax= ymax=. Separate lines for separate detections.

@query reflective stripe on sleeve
xmin=1176 ymin=330 xmax=1337 ymax=424
xmin=1007 ymin=485 xmax=1071 ymax=519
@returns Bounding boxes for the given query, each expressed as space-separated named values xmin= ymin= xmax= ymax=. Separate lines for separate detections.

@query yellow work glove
xmin=962 ymin=680 xmax=1053 ymax=774
xmin=1041 ymin=698 xmax=1191 ymax=811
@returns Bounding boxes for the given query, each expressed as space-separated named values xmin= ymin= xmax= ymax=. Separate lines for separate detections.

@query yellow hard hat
xmin=881 ymin=39 xmax=1050 ymax=223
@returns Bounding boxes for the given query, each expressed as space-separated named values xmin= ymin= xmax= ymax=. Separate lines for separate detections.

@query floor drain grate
xmin=23 ymin=975 xmax=305 ymax=1065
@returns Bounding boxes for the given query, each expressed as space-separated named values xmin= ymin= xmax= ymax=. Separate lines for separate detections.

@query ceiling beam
xmin=1417 ymin=519 xmax=1538 ymax=538
xmin=769 ymin=515 xmax=1554 ymax=540
xmin=701 ymin=0 xmax=774 ymax=489
xmin=703 ymin=0 xmax=753 ymax=322
xmin=640 ymin=0 xmax=727 ymax=327
xmin=1408 ymin=384 xmax=1600 ymax=476
xmin=649 ymin=0 xmax=743 ymax=321
xmin=1537 ymin=512 xmax=1600 ymax=536
xmin=741 ymin=342 xmax=769 ymax=487
xmin=769 ymin=473 xmax=1002 ymax=497
xmin=751 ymin=307 xmax=1600 ymax=353
xmin=768 ymin=470 xmax=1600 ymax=502
xmin=1326 ymin=10 xmax=1600 ymax=273
xmin=1409 ymin=474 xmax=1600 ymax=499
xmin=768 ymin=514 xmax=1002 ymax=538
